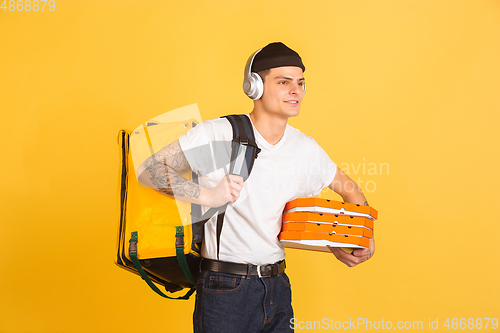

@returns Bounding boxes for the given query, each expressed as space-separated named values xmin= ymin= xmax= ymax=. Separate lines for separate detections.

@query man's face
xmin=259 ymin=66 xmax=305 ymax=119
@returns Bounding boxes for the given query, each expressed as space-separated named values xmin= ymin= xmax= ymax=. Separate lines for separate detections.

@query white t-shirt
xmin=179 ymin=115 xmax=337 ymax=265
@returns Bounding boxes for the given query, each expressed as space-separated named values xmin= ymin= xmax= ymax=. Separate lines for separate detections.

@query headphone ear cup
xmin=244 ymin=72 xmax=263 ymax=100
xmin=243 ymin=78 xmax=252 ymax=97
xmin=250 ymin=73 xmax=264 ymax=100
xmin=243 ymin=73 xmax=261 ymax=100
xmin=243 ymin=48 xmax=264 ymax=100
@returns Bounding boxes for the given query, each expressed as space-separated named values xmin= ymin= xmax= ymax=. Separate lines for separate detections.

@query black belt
xmin=201 ymin=258 xmax=286 ymax=278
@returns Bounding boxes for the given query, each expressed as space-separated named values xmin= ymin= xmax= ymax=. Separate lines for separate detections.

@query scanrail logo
xmin=290 ymin=318 xmax=424 ymax=330
xmin=321 ymin=158 xmax=389 ymax=194
xmin=290 ymin=318 xmax=499 ymax=330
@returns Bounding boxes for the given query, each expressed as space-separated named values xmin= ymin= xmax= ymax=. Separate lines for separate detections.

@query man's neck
xmin=249 ymin=110 xmax=288 ymax=145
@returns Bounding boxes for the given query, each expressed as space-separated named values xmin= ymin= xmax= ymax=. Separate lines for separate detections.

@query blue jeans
xmin=193 ymin=269 xmax=294 ymax=332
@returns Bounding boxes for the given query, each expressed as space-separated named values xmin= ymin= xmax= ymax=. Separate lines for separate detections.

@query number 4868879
xmin=1 ymin=0 xmax=56 ymax=11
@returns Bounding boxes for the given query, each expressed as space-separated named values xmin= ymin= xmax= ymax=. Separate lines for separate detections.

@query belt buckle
xmin=257 ymin=265 xmax=263 ymax=278
xmin=257 ymin=265 xmax=273 ymax=277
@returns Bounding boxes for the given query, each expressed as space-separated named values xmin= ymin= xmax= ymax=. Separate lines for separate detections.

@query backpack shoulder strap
xmin=191 ymin=114 xmax=262 ymax=261
xmin=209 ymin=114 xmax=261 ymax=260
xmin=222 ymin=114 xmax=261 ymax=181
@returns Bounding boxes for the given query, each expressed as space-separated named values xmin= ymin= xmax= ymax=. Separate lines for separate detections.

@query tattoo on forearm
xmin=143 ymin=141 xmax=200 ymax=199
xmin=163 ymin=160 xmax=201 ymax=198
xmin=164 ymin=141 xmax=191 ymax=170
xmin=363 ymin=200 xmax=369 ymax=206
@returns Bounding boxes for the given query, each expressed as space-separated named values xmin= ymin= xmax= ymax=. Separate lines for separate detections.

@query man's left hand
xmin=327 ymin=237 xmax=375 ymax=267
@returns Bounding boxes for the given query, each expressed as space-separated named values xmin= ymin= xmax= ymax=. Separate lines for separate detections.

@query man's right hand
xmin=202 ymin=174 xmax=244 ymax=207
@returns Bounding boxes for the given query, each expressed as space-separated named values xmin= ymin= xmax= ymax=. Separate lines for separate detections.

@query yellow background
xmin=1 ymin=0 xmax=499 ymax=332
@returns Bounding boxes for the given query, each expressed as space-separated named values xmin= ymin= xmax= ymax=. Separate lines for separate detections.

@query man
xmin=139 ymin=42 xmax=374 ymax=332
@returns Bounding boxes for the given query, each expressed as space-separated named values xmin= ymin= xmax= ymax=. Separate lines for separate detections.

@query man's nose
xmin=290 ymin=83 xmax=302 ymax=94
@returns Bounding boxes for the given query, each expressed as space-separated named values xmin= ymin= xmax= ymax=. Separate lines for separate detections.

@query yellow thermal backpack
xmin=115 ymin=114 xmax=260 ymax=299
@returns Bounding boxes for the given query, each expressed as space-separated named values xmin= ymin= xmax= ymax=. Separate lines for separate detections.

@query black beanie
xmin=251 ymin=42 xmax=305 ymax=73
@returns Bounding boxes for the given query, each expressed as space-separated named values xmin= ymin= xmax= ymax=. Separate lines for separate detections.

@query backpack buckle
xmin=175 ymin=226 xmax=185 ymax=248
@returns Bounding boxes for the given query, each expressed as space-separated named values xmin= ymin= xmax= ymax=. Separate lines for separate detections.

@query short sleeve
xmin=178 ymin=122 xmax=214 ymax=175
xmin=178 ymin=118 xmax=233 ymax=176
xmin=304 ymin=138 xmax=337 ymax=197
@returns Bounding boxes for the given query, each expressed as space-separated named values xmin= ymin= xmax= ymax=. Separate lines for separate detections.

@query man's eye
xmin=279 ymin=81 xmax=287 ymax=85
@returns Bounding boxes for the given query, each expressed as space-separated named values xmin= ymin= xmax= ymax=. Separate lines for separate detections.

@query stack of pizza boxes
xmin=279 ymin=198 xmax=378 ymax=252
